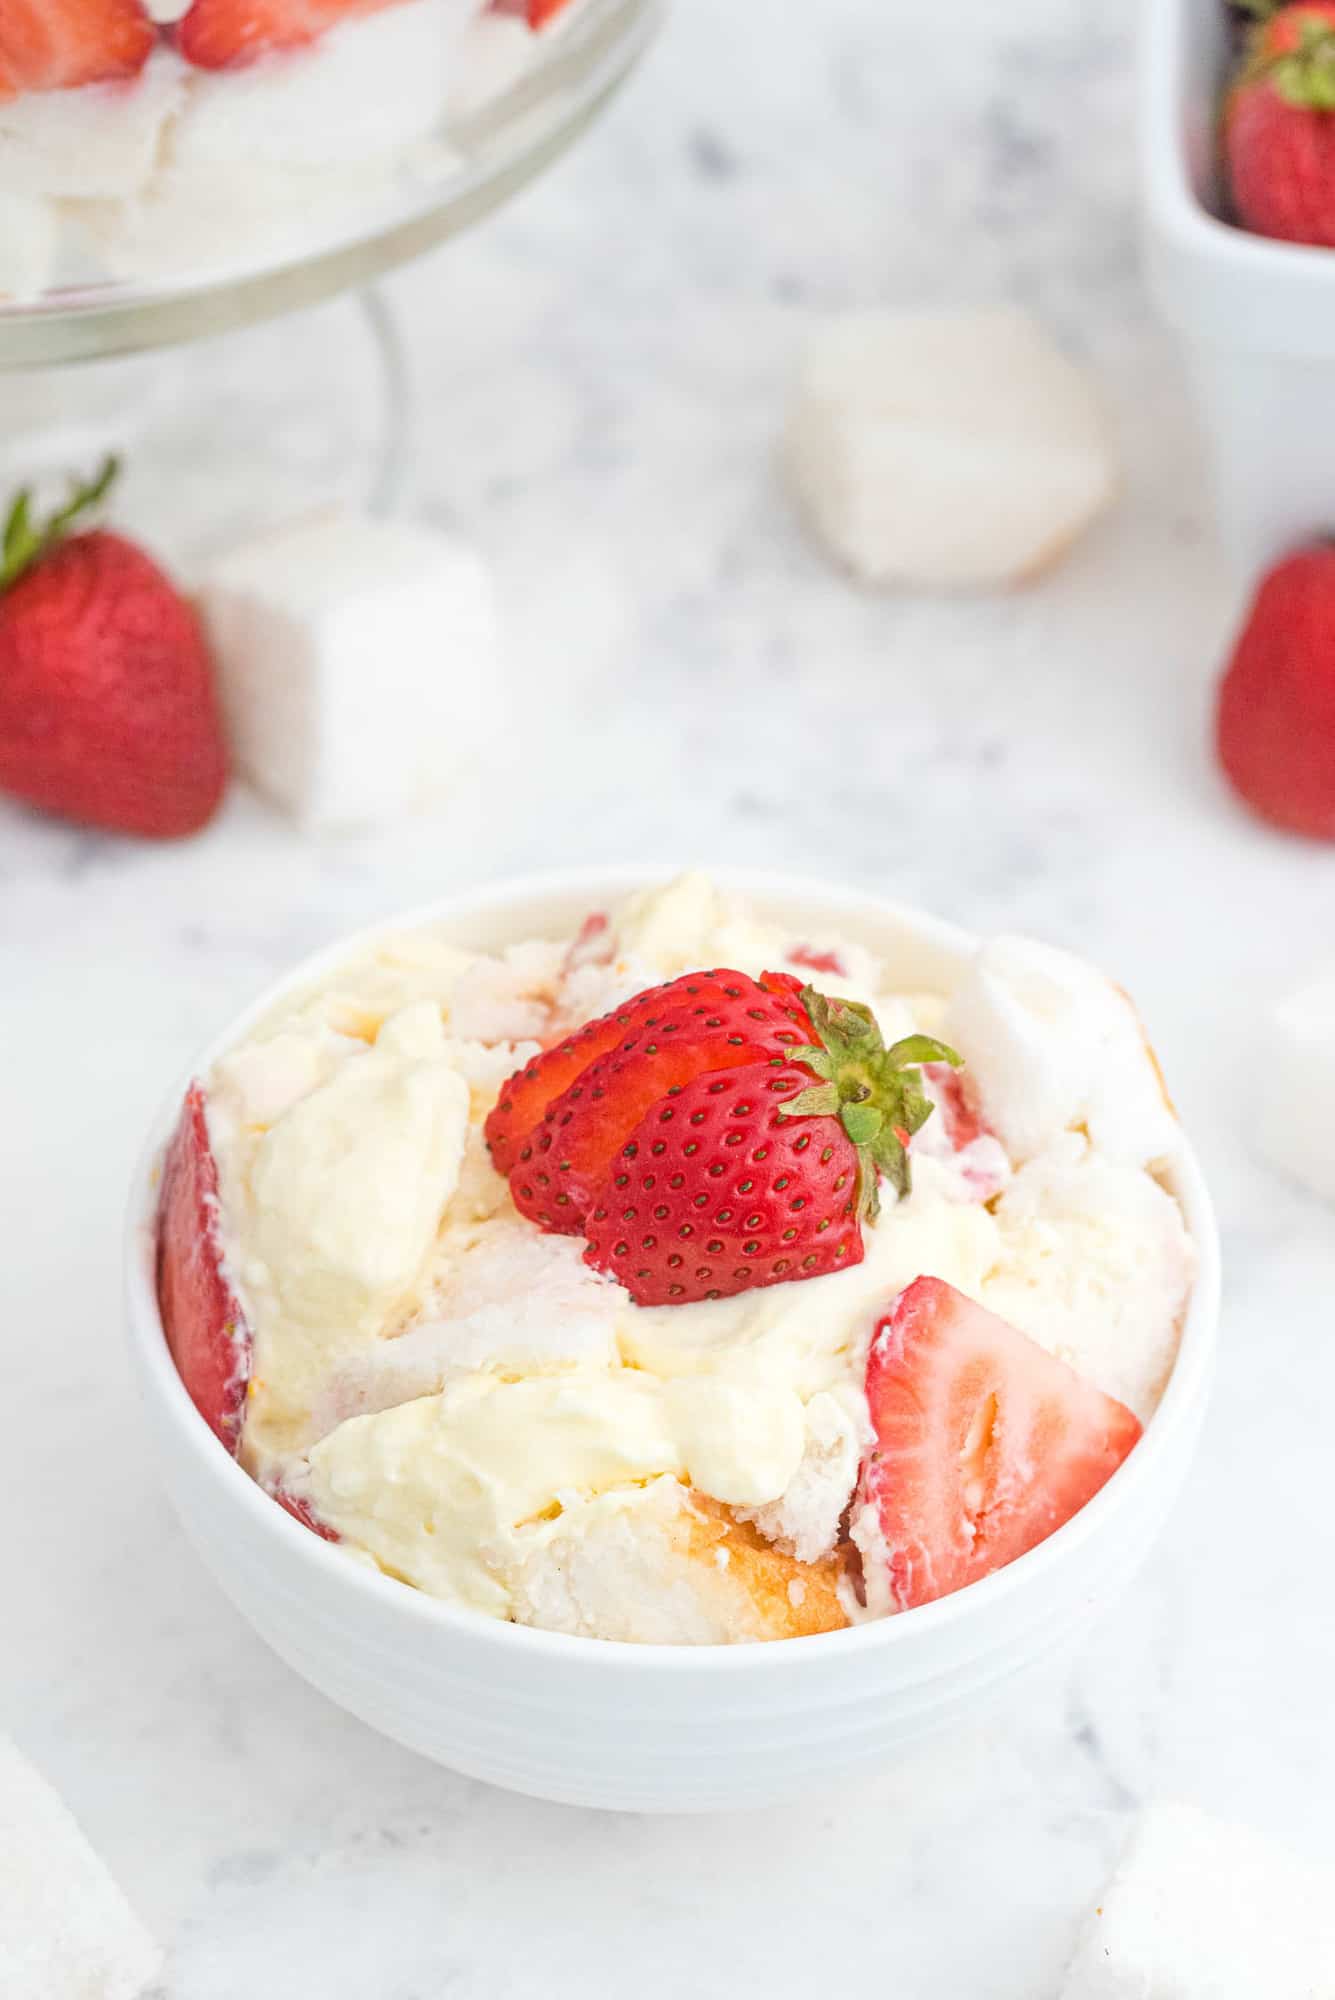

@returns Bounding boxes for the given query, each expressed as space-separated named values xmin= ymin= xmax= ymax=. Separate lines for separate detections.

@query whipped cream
xmin=197 ymin=873 xmax=1195 ymax=1641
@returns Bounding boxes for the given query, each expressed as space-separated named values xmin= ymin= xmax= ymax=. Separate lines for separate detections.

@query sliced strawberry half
xmin=485 ymin=969 xmax=810 ymax=1180
xmin=175 ymin=0 xmax=404 ymax=70
xmin=508 ymin=974 xmax=813 ymax=1232
xmin=858 ymin=1278 xmax=1142 ymax=1611
xmin=582 ymin=1059 xmax=865 ymax=1305
xmin=155 ymin=1084 xmax=251 ymax=1453
xmin=0 ymin=0 xmax=154 ymax=98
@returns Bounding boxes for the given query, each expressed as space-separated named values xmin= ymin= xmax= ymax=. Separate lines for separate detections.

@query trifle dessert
xmin=155 ymin=873 xmax=1196 ymax=1644
xmin=0 ymin=0 xmax=580 ymax=298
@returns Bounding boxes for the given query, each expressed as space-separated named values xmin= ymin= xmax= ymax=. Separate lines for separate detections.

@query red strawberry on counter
xmin=1226 ymin=3 xmax=1335 ymax=246
xmin=0 ymin=0 xmax=154 ymax=98
xmin=0 ymin=459 xmax=227 ymax=839
xmin=175 ymin=0 xmax=406 ymax=68
xmin=856 ymin=1278 xmax=1142 ymax=1612
xmin=156 ymin=1085 xmax=252 ymax=1453
xmin=490 ymin=969 xmax=960 ymax=1306
xmin=1216 ymin=543 xmax=1335 ymax=840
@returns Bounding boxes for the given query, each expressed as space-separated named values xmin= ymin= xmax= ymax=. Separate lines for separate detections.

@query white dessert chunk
xmin=0 ymin=1735 xmax=163 ymax=2000
xmin=310 ymin=1219 xmax=622 ymax=1435
xmin=739 ymin=1388 xmax=865 ymax=1562
xmin=198 ymin=509 xmax=500 ymax=829
xmin=982 ymin=1134 xmax=1193 ymax=1420
xmin=0 ymin=194 xmax=57 ymax=301
xmin=238 ymin=1003 xmax=471 ymax=1451
xmin=446 ymin=13 xmax=535 ymax=116
xmin=786 ymin=305 xmax=1115 ymax=588
xmin=170 ymin=0 xmax=474 ymax=173
xmin=1255 ymin=965 xmax=1335 ymax=1206
xmin=948 ymin=934 xmax=1181 ymax=1170
xmin=512 ymin=1477 xmax=849 ymax=1644
xmin=0 ymin=52 xmax=184 ymax=200
xmin=1061 ymin=1800 xmax=1335 ymax=1999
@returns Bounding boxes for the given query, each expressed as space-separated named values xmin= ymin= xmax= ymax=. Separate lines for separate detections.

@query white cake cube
xmin=198 ymin=510 xmax=500 ymax=830
xmin=1255 ymin=967 xmax=1335 ymax=1206
xmin=0 ymin=1736 xmax=163 ymax=2000
xmin=1061 ymin=1801 xmax=1335 ymax=1999
xmin=786 ymin=305 xmax=1115 ymax=589
xmin=0 ymin=50 xmax=185 ymax=200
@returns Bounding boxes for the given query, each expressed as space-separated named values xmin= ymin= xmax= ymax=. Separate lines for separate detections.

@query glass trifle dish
xmin=0 ymin=0 xmax=608 ymax=301
xmin=153 ymin=872 xmax=1197 ymax=1646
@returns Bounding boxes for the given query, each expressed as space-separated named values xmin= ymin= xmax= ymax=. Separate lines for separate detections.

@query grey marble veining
xmin=4 ymin=2 xmax=1334 ymax=1994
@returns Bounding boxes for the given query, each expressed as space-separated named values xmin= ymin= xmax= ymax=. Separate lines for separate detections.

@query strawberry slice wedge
xmin=0 ymin=0 xmax=154 ymax=98
xmin=175 ymin=0 xmax=405 ymax=70
xmin=509 ymin=974 xmax=811 ymax=1232
xmin=155 ymin=1084 xmax=251 ymax=1453
xmin=486 ymin=968 xmax=810 ymax=1181
xmin=857 ymin=1278 xmax=1142 ymax=1611
xmin=582 ymin=1058 xmax=865 ymax=1304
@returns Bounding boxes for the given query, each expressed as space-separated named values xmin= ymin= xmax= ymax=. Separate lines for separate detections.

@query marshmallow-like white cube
xmin=0 ymin=1736 xmax=163 ymax=2000
xmin=947 ymin=934 xmax=1182 ymax=1170
xmin=0 ymin=193 xmax=57 ymax=300
xmin=786 ymin=305 xmax=1115 ymax=589
xmin=199 ymin=510 xmax=500 ymax=830
xmin=1061 ymin=1801 xmax=1335 ymax=1998
xmin=0 ymin=50 xmax=184 ymax=200
xmin=1255 ymin=967 xmax=1335 ymax=1206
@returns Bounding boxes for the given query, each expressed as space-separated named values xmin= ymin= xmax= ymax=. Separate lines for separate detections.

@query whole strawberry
xmin=1227 ymin=3 xmax=1335 ymax=246
xmin=487 ymin=968 xmax=958 ymax=1306
xmin=1216 ymin=543 xmax=1335 ymax=840
xmin=0 ymin=460 xmax=227 ymax=839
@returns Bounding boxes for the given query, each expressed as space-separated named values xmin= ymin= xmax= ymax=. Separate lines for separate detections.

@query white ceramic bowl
xmin=1141 ymin=0 xmax=1335 ymax=575
xmin=125 ymin=867 xmax=1220 ymax=1813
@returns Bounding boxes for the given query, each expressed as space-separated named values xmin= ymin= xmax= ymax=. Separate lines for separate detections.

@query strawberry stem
xmin=779 ymin=984 xmax=961 ymax=1220
xmin=0 ymin=455 xmax=119 ymax=593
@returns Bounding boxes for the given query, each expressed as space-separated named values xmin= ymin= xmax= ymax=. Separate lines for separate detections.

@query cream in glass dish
xmin=0 ymin=0 xmax=582 ymax=298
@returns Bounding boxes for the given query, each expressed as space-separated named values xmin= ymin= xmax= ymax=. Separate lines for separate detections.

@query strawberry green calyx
xmin=779 ymin=984 xmax=961 ymax=1218
xmin=0 ymin=456 xmax=119 ymax=593
xmin=1254 ymin=12 xmax=1335 ymax=107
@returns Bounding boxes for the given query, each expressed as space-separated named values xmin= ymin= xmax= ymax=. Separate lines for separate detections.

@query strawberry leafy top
xmin=1 ymin=456 xmax=119 ymax=593
xmin=1242 ymin=6 xmax=1335 ymax=108
xmin=780 ymin=985 xmax=960 ymax=1218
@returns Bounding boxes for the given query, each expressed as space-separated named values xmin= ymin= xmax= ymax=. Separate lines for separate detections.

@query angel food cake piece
xmin=155 ymin=873 xmax=1196 ymax=1644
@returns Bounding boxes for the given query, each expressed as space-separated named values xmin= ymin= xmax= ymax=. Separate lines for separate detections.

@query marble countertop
xmin=4 ymin=1 xmax=1334 ymax=1993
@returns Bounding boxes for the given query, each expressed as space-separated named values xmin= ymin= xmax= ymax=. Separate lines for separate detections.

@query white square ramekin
xmin=1142 ymin=0 xmax=1335 ymax=575
xmin=124 ymin=867 xmax=1220 ymax=1813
